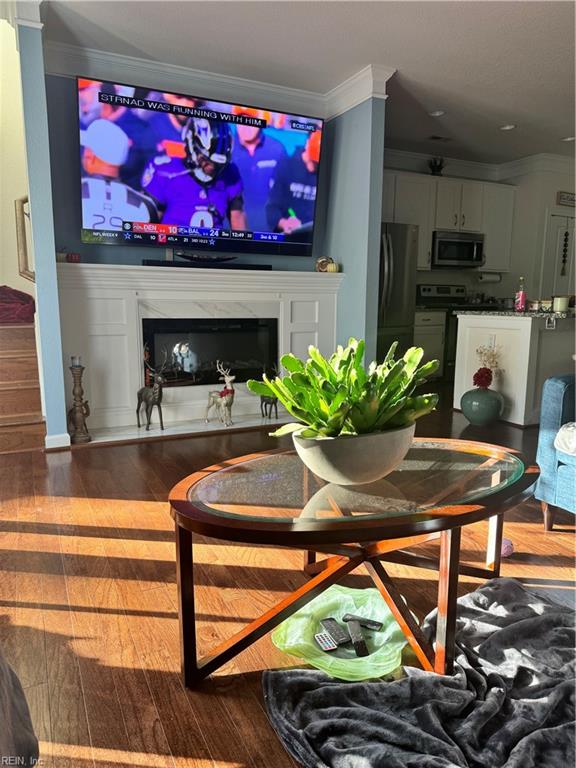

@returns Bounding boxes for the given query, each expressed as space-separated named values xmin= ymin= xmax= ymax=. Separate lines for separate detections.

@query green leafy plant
xmin=247 ymin=338 xmax=439 ymax=438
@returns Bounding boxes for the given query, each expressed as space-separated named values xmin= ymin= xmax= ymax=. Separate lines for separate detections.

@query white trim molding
xmin=324 ymin=65 xmax=395 ymax=119
xmin=496 ymin=153 xmax=575 ymax=180
xmin=1 ymin=0 xmax=42 ymax=28
xmin=45 ymin=432 xmax=71 ymax=450
xmin=57 ymin=262 xmax=344 ymax=294
xmin=43 ymin=41 xmax=395 ymax=120
xmin=385 ymin=148 xmax=575 ymax=183
xmin=384 ymin=148 xmax=501 ymax=182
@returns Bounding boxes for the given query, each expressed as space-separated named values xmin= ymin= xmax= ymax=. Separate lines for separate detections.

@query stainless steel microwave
xmin=432 ymin=231 xmax=485 ymax=268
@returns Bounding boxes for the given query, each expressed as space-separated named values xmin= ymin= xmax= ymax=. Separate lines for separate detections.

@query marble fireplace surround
xmin=57 ymin=264 xmax=343 ymax=435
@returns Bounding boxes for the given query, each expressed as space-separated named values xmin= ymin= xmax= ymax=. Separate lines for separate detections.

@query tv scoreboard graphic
xmin=82 ymin=221 xmax=287 ymax=246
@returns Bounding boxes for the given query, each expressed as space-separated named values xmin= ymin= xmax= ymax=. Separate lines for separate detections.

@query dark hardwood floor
xmin=0 ymin=389 xmax=573 ymax=767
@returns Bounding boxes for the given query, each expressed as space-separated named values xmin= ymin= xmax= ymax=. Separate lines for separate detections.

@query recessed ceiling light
xmin=429 ymin=110 xmax=446 ymax=117
xmin=561 ymin=136 xmax=575 ymax=142
xmin=499 ymin=124 xmax=517 ymax=131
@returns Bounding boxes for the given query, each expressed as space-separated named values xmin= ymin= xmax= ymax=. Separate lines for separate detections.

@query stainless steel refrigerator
xmin=376 ymin=223 xmax=419 ymax=361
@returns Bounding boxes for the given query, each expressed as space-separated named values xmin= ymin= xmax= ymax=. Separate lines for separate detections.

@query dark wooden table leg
xmin=486 ymin=512 xmax=503 ymax=576
xmin=304 ymin=550 xmax=317 ymax=572
xmin=192 ymin=552 xmax=363 ymax=685
xmin=434 ymin=526 xmax=461 ymax=675
xmin=175 ymin=524 xmax=198 ymax=687
xmin=365 ymin=559 xmax=435 ymax=672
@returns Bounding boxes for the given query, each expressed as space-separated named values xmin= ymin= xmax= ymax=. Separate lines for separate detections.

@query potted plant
xmin=247 ymin=338 xmax=439 ymax=485
xmin=460 ymin=345 xmax=505 ymax=426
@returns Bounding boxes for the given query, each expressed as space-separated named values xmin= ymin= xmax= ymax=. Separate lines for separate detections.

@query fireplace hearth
xmin=142 ymin=317 xmax=278 ymax=387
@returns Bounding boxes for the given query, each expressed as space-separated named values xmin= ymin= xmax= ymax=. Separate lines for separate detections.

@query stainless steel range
xmin=415 ymin=284 xmax=502 ymax=381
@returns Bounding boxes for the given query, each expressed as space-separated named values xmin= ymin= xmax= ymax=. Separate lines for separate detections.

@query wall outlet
xmin=545 ymin=316 xmax=556 ymax=330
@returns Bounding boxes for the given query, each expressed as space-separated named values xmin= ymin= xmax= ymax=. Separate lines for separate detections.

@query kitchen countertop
xmin=454 ymin=310 xmax=571 ymax=319
xmin=416 ymin=303 xmax=507 ymax=312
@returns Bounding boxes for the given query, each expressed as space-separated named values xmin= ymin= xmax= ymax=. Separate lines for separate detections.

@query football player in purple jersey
xmin=141 ymin=118 xmax=247 ymax=231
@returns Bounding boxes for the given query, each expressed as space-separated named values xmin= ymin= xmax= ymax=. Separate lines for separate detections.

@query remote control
xmin=320 ymin=617 xmax=350 ymax=646
xmin=314 ymin=632 xmax=338 ymax=652
xmin=346 ymin=619 xmax=369 ymax=657
xmin=342 ymin=613 xmax=383 ymax=632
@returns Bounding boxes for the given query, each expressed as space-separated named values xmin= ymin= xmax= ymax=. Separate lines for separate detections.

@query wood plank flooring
xmin=0 ymin=406 xmax=574 ymax=767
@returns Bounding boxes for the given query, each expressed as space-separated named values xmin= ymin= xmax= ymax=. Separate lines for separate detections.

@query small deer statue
xmin=137 ymin=348 xmax=168 ymax=431
xmin=260 ymin=395 xmax=278 ymax=420
xmin=205 ymin=361 xmax=236 ymax=427
xmin=260 ymin=364 xmax=279 ymax=419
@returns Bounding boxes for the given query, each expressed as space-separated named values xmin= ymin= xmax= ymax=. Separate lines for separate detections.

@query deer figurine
xmin=260 ymin=364 xmax=279 ymax=419
xmin=137 ymin=348 xmax=168 ymax=431
xmin=260 ymin=394 xmax=278 ymax=420
xmin=205 ymin=361 xmax=236 ymax=427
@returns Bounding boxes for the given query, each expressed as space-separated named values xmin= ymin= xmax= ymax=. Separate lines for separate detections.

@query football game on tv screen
xmin=77 ymin=78 xmax=324 ymax=257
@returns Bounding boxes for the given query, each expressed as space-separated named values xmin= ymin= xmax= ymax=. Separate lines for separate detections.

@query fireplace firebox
xmin=142 ymin=318 xmax=278 ymax=387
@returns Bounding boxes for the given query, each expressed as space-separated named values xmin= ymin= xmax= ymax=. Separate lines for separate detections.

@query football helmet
xmin=182 ymin=117 xmax=232 ymax=184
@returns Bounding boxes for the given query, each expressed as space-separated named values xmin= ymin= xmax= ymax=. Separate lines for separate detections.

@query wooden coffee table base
xmin=175 ymin=512 xmax=503 ymax=687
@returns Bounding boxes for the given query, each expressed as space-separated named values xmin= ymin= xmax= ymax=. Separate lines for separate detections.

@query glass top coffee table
xmin=169 ymin=438 xmax=537 ymax=686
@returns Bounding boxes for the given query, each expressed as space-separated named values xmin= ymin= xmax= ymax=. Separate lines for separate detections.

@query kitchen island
xmin=453 ymin=311 xmax=574 ymax=426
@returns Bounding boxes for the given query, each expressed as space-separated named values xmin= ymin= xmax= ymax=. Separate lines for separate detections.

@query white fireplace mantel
xmin=57 ymin=263 xmax=343 ymax=432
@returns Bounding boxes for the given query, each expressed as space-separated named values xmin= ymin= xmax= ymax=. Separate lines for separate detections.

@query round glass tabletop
xmin=186 ymin=440 xmax=526 ymax=525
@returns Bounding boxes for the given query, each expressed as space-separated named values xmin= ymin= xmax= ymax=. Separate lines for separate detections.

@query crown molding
xmin=1 ymin=0 xmax=42 ymax=28
xmin=384 ymin=148 xmax=575 ymax=183
xmin=13 ymin=17 xmax=43 ymax=29
xmin=384 ymin=148 xmax=500 ymax=182
xmin=496 ymin=153 xmax=575 ymax=180
xmin=0 ymin=1 xmax=15 ymax=24
xmin=324 ymin=64 xmax=395 ymax=120
xmin=42 ymin=41 xmax=394 ymax=120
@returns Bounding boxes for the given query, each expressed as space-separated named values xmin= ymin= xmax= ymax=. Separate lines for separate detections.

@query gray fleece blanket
xmin=263 ymin=578 xmax=575 ymax=768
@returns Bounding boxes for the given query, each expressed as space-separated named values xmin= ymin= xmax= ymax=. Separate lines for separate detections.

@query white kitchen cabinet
xmin=460 ymin=183 xmax=484 ymax=232
xmin=413 ymin=326 xmax=444 ymax=378
xmin=481 ymin=184 xmax=515 ymax=272
xmin=384 ymin=171 xmax=514 ymax=273
xmin=414 ymin=311 xmax=445 ymax=377
xmin=382 ymin=171 xmax=396 ymax=222
xmin=394 ymin=174 xmax=435 ymax=271
xmin=435 ymin=180 xmax=462 ymax=230
xmin=435 ymin=179 xmax=483 ymax=232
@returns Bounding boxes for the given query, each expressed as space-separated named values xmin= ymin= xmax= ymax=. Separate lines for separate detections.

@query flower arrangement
xmin=476 ymin=344 xmax=502 ymax=371
xmin=473 ymin=367 xmax=492 ymax=389
xmin=473 ymin=344 xmax=504 ymax=388
xmin=247 ymin=338 xmax=439 ymax=438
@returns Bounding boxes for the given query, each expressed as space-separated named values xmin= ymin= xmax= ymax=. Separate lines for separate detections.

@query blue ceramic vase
xmin=460 ymin=387 xmax=504 ymax=426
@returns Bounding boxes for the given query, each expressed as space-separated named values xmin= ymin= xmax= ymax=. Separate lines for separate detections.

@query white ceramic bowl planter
xmin=247 ymin=338 xmax=439 ymax=487
xmin=292 ymin=423 xmax=415 ymax=485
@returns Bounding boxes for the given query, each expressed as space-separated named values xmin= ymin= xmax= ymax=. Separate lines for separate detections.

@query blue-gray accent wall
xmin=323 ymin=98 xmax=385 ymax=360
xmin=18 ymin=29 xmax=68 ymax=444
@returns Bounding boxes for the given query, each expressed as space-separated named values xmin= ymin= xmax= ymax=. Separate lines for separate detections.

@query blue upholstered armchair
xmin=534 ymin=374 xmax=576 ymax=529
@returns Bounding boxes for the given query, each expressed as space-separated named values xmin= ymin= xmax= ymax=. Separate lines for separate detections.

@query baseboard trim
xmin=45 ymin=432 xmax=71 ymax=450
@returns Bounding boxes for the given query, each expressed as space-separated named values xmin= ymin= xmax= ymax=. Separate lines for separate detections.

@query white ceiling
xmin=40 ymin=1 xmax=575 ymax=163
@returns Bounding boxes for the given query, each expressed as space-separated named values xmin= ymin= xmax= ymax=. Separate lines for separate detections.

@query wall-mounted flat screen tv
xmin=77 ymin=77 xmax=324 ymax=257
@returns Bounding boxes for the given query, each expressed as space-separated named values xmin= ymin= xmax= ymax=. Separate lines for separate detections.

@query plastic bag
xmin=272 ymin=584 xmax=407 ymax=681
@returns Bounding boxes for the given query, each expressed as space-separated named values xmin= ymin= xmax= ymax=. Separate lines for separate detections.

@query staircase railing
xmin=14 ymin=196 xmax=35 ymax=283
